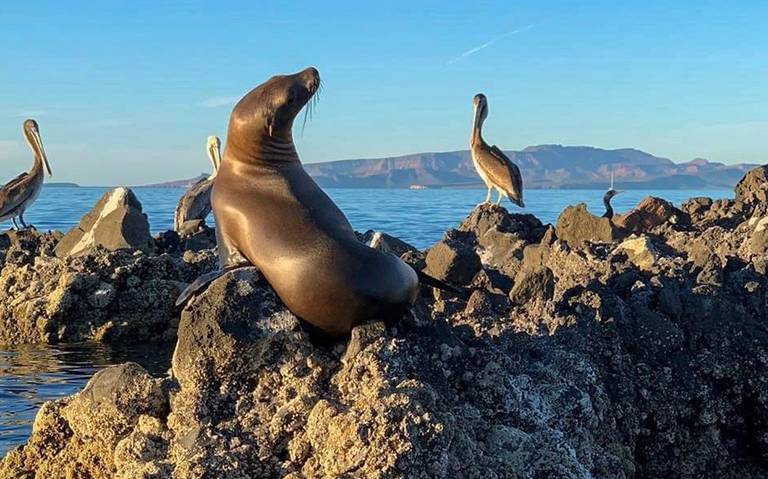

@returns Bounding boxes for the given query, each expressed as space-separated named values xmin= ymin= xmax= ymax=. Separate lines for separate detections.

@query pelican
xmin=173 ymin=135 xmax=221 ymax=234
xmin=470 ymin=93 xmax=524 ymax=207
xmin=602 ymin=172 xmax=621 ymax=219
xmin=0 ymin=119 xmax=52 ymax=230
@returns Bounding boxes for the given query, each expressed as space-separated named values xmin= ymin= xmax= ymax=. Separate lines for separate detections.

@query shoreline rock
xmin=56 ymin=187 xmax=153 ymax=258
xmin=4 ymin=166 xmax=768 ymax=477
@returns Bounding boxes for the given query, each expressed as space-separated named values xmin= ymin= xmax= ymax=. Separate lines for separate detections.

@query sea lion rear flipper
xmin=414 ymin=268 xmax=464 ymax=295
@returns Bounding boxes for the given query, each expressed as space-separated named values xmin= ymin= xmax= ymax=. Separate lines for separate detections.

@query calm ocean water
xmin=0 ymin=185 xmax=731 ymax=455
xmin=0 ymin=186 xmax=732 ymax=249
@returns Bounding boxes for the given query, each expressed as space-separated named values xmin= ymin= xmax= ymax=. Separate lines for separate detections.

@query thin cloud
xmin=79 ymin=119 xmax=126 ymax=128
xmin=448 ymin=24 xmax=536 ymax=65
xmin=1 ymin=109 xmax=48 ymax=119
xmin=197 ymin=96 xmax=240 ymax=108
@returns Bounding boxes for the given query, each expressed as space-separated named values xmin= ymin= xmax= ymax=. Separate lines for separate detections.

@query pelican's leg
xmin=11 ymin=217 xmax=19 ymax=231
xmin=495 ymin=189 xmax=504 ymax=206
xmin=19 ymin=214 xmax=33 ymax=230
xmin=484 ymin=187 xmax=492 ymax=205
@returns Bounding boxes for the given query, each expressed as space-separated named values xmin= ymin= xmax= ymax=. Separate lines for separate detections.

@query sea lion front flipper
xmin=216 ymin=224 xmax=249 ymax=269
xmin=175 ymin=265 xmax=249 ymax=308
xmin=175 ymin=226 xmax=251 ymax=308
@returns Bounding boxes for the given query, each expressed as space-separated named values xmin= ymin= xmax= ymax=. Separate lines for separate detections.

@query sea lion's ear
xmin=266 ymin=115 xmax=274 ymax=138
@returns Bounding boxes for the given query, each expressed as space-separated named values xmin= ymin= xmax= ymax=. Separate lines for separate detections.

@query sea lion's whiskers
xmin=194 ymin=67 xmax=419 ymax=337
xmin=301 ymin=80 xmax=321 ymax=134
xmin=301 ymin=103 xmax=311 ymax=134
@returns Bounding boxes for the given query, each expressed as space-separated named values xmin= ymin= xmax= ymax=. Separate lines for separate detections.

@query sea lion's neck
xmin=227 ymin=134 xmax=300 ymax=165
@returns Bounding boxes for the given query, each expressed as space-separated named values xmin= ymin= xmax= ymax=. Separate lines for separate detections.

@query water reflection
xmin=0 ymin=342 xmax=172 ymax=455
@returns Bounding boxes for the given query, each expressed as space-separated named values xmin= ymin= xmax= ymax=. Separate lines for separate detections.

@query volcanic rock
xmin=614 ymin=196 xmax=684 ymax=234
xmin=613 ymin=236 xmax=661 ymax=271
xmin=735 ymin=164 xmax=768 ymax=207
xmin=425 ymin=230 xmax=482 ymax=285
xmin=8 ymin=168 xmax=768 ymax=478
xmin=55 ymin=187 xmax=153 ymax=258
xmin=0 ymin=229 xmax=62 ymax=264
xmin=457 ymin=204 xmax=546 ymax=276
xmin=0 ymin=232 xmax=217 ymax=345
xmin=509 ymin=264 xmax=555 ymax=304
xmin=555 ymin=203 xmax=626 ymax=248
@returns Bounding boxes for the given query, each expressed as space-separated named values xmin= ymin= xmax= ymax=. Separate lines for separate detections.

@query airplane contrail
xmin=448 ymin=24 xmax=536 ymax=65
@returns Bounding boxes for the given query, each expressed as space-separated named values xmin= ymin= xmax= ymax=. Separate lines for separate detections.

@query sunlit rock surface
xmin=4 ymin=166 xmax=768 ymax=477
xmin=56 ymin=187 xmax=153 ymax=258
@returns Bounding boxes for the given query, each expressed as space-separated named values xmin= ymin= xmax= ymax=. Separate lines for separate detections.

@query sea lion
xmin=179 ymin=67 xmax=421 ymax=336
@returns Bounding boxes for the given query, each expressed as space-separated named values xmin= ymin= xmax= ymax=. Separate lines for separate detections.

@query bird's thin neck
xmin=471 ymin=111 xmax=485 ymax=147
xmin=23 ymin=129 xmax=44 ymax=174
xmin=603 ymin=194 xmax=614 ymax=218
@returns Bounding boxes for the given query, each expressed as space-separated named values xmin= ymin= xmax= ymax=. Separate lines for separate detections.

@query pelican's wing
xmin=175 ymin=179 xmax=214 ymax=230
xmin=0 ymin=172 xmax=33 ymax=217
xmin=174 ymin=193 xmax=186 ymax=230
xmin=480 ymin=145 xmax=523 ymax=198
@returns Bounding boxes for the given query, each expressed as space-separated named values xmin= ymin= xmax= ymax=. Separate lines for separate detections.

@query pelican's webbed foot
xmin=18 ymin=214 xmax=35 ymax=231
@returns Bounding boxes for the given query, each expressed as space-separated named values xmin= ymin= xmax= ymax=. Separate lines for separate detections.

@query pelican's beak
xmin=32 ymin=129 xmax=52 ymax=177
xmin=472 ymin=101 xmax=483 ymax=132
xmin=209 ymin=143 xmax=222 ymax=172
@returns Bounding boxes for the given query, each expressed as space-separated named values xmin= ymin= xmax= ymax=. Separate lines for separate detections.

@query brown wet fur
xmin=213 ymin=67 xmax=419 ymax=336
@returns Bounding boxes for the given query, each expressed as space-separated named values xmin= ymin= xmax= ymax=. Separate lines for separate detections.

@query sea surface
xmin=0 ymin=186 xmax=732 ymax=249
xmin=0 ymin=186 xmax=731 ymax=455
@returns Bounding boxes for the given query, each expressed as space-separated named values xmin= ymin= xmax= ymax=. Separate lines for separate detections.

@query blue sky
xmin=1 ymin=1 xmax=766 ymax=185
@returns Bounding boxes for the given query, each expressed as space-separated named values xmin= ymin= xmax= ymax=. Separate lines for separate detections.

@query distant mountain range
xmin=139 ymin=176 xmax=209 ymax=189
xmin=142 ymin=145 xmax=758 ymax=190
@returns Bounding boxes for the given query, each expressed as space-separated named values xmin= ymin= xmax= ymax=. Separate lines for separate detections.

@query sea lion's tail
xmin=415 ymin=269 xmax=463 ymax=295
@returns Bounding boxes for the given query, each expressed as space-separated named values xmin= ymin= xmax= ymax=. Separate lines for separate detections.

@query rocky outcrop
xmin=0 ymin=188 xmax=221 ymax=346
xmin=613 ymin=236 xmax=662 ymax=271
xmin=555 ymin=203 xmax=626 ymax=247
xmin=736 ymin=164 xmax=768 ymax=207
xmin=6 ymin=165 xmax=768 ymax=478
xmin=0 ymin=231 xmax=217 ymax=346
xmin=424 ymin=230 xmax=481 ymax=285
xmin=1 ymin=267 xmax=628 ymax=478
xmin=457 ymin=204 xmax=546 ymax=277
xmin=55 ymin=187 xmax=153 ymax=258
xmin=614 ymin=196 xmax=685 ymax=234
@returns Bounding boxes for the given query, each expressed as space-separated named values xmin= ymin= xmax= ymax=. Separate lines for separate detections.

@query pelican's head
xmin=206 ymin=135 xmax=222 ymax=174
xmin=472 ymin=94 xmax=489 ymax=143
xmin=23 ymin=119 xmax=52 ymax=177
xmin=229 ymin=67 xmax=321 ymax=152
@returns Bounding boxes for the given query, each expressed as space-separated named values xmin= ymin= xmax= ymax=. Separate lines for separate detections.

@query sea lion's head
xmin=229 ymin=67 xmax=320 ymax=153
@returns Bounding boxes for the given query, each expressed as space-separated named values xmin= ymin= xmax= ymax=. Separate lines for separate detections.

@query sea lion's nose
xmin=301 ymin=67 xmax=320 ymax=86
